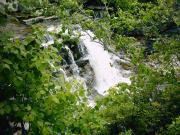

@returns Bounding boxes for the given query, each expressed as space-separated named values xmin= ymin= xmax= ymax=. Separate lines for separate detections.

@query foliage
xmin=18 ymin=0 xmax=81 ymax=17
xmin=0 ymin=0 xmax=179 ymax=134
xmin=167 ymin=116 xmax=180 ymax=135
xmin=0 ymin=25 xmax=102 ymax=134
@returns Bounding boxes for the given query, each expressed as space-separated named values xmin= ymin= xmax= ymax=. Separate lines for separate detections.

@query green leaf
xmin=13 ymin=104 xmax=19 ymax=111
xmin=26 ymin=105 xmax=31 ymax=111
xmin=3 ymin=64 xmax=11 ymax=70
xmin=51 ymin=96 xmax=60 ymax=104
xmin=2 ymin=59 xmax=13 ymax=65
xmin=5 ymin=105 xmax=11 ymax=113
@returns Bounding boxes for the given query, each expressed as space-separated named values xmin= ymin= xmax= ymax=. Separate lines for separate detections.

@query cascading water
xmin=80 ymin=30 xmax=131 ymax=95
xmin=45 ymin=24 xmax=131 ymax=96
xmin=64 ymin=45 xmax=80 ymax=76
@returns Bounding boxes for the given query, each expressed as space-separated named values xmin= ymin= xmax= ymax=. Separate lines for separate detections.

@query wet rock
xmin=22 ymin=16 xmax=58 ymax=25
xmin=120 ymin=62 xmax=132 ymax=70
xmin=41 ymin=34 xmax=54 ymax=48
xmin=118 ymin=58 xmax=132 ymax=70
xmin=69 ymin=44 xmax=82 ymax=60
xmin=144 ymin=39 xmax=155 ymax=57
xmin=79 ymin=63 xmax=95 ymax=88
xmin=76 ymin=58 xmax=89 ymax=67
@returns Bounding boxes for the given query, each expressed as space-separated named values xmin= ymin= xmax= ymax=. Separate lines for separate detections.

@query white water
xmin=80 ymin=30 xmax=130 ymax=95
xmin=64 ymin=45 xmax=80 ymax=76
xmin=44 ymin=24 xmax=131 ymax=96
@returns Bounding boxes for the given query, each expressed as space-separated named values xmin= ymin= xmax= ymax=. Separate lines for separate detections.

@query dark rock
xmin=163 ymin=26 xmax=180 ymax=35
xmin=86 ymin=6 xmax=113 ymax=11
xmin=79 ymin=62 xmax=95 ymax=88
xmin=83 ymin=0 xmax=104 ymax=8
xmin=76 ymin=58 xmax=89 ymax=67
xmin=144 ymin=39 xmax=155 ymax=57
xmin=59 ymin=47 xmax=71 ymax=65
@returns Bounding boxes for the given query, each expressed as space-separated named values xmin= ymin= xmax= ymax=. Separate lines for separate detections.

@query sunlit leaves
xmin=0 ymin=0 xmax=179 ymax=134
xmin=0 ymin=24 xmax=89 ymax=134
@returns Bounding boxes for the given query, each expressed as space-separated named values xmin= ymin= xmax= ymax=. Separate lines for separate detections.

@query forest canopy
xmin=0 ymin=0 xmax=179 ymax=135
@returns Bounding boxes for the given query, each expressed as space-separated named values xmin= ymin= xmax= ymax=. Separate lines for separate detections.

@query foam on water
xmin=80 ymin=30 xmax=130 ymax=95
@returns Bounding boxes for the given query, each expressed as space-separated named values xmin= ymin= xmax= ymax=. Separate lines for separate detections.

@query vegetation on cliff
xmin=0 ymin=0 xmax=179 ymax=134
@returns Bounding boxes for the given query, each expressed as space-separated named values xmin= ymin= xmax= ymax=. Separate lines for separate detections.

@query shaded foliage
xmin=0 ymin=0 xmax=179 ymax=134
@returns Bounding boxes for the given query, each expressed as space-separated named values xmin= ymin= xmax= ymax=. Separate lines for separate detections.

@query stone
xmin=22 ymin=16 xmax=58 ymax=25
xmin=76 ymin=58 xmax=89 ymax=67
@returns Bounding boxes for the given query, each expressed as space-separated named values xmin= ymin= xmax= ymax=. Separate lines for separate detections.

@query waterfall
xmin=59 ymin=68 xmax=68 ymax=82
xmin=64 ymin=45 xmax=80 ymax=76
xmin=45 ymin=24 xmax=131 ymax=96
xmin=80 ymin=30 xmax=131 ymax=95
xmin=78 ymin=41 xmax=87 ymax=56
